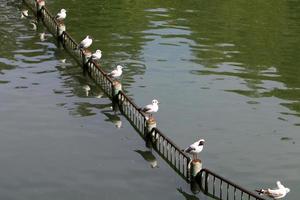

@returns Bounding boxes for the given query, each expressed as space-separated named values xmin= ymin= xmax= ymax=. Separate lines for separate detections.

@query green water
xmin=1 ymin=0 xmax=300 ymax=199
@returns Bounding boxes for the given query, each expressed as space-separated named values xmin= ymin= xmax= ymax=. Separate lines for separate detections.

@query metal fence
xmin=151 ymin=128 xmax=190 ymax=181
xmin=196 ymin=169 xmax=265 ymax=200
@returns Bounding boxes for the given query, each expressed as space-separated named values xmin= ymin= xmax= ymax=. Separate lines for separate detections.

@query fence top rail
xmin=200 ymin=168 xmax=265 ymax=200
xmin=62 ymin=31 xmax=78 ymax=47
xmin=151 ymin=127 xmax=190 ymax=159
xmin=118 ymin=91 xmax=147 ymax=118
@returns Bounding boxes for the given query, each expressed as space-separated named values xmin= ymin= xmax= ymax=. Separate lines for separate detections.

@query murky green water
xmin=1 ymin=0 xmax=300 ymax=199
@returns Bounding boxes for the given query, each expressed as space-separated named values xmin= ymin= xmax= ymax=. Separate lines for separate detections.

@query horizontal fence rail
xmin=196 ymin=169 xmax=265 ymax=200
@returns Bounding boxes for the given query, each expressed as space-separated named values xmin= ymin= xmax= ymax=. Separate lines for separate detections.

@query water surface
xmin=1 ymin=0 xmax=300 ymax=199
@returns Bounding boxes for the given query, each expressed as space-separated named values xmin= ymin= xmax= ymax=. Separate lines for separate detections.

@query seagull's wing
xmin=184 ymin=146 xmax=196 ymax=153
xmin=108 ymin=69 xmax=117 ymax=76
xmin=267 ymin=189 xmax=284 ymax=199
xmin=142 ymin=104 xmax=152 ymax=112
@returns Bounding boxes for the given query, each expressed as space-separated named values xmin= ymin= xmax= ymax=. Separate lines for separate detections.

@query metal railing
xmin=118 ymin=91 xmax=147 ymax=137
xmin=196 ymin=169 xmax=265 ymax=200
xmin=150 ymin=128 xmax=191 ymax=181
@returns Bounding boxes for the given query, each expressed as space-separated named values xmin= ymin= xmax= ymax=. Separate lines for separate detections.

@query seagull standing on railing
xmin=256 ymin=181 xmax=290 ymax=199
xmin=90 ymin=49 xmax=102 ymax=61
xmin=184 ymin=139 xmax=205 ymax=160
xmin=21 ymin=10 xmax=29 ymax=19
xmin=77 ymin=35 xmax=92 ymax=50
xmin=107 ymin=65 xmax=123 ymax=79
xmin=140 ymin=99 xmax=159 ymax=117
xmin=55 ymin=9 xmax=67 ymax=22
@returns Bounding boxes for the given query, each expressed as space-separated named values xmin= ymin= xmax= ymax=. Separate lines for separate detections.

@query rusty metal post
xmin=57 ymin=23 xmax=66 ymax=42
xmin=190 ymin=159 xmax=202 ymax=178
xmin=112 ymin=80 xmax=122 ymax=111
xmin=36 ymin=0 xmax=45 ymax=19
xmin=145 ymin=117 xmax=157 ymax=148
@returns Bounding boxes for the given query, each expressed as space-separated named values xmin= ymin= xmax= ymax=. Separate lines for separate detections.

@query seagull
xmin=82 ymin=85 xmax=90 ymax=96
xmin=107 ymin=65 xmax=123 ymax=79
xmin=256 ymin=181 xmax=290 ymax=199
xmin=55 ymin=9 xmax=67 ymax=22
xmin=21 ymin=10 xmax=29 ymax=19
xmin=90 ymin=49 xmax=102 ymax=61
xmin=140 ymin=99 xmax=159 ymax=117
xmin=77 ymin=35 xmax=92 ymax=50
xmin=184 ymin=139 xmax=205 ymax=160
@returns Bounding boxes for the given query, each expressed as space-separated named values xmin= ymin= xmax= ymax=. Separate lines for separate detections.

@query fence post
xmin=204 ymin=171 xmax=209 ymax=194
xmin=190 ymin=159 xmax=202 ymax=178
xmin=145 ymin=117 xmax=157 ymax=148
xmin=112 ymin=80 xmax=122 ymax=111
xmin=57 ymin=23 xmax=66 ymax=42
xmin=36 ymin=0 xmax=45 ymax=19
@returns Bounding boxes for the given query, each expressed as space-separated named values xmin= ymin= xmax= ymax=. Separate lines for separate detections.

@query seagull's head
xmin=61 ymin=9 xmax=66 ymax=13
xmin=96 ymin=49 xmax=102 ymax=54
xmin=152 ymin=99 xmax=159 ymax=105
xmin=117 ymin=65 xmax=123 ymax=70
xmin=198 ymin=139 xmax=205 ymax=146
xmin=285 ymin=188 xmax=290 ymax=193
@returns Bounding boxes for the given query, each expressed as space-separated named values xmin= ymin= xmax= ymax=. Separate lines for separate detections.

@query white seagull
xmin=184 ymin=139 xmax=205 ymax=160
xmin=140 ymin=99 xmax=159 ymax=116
xmin=107 ymin=65 xmax=123 ymax=79
xmin=90 ymin=49 xmax=102 ymax=61
xmin=55 ymin=9 xmax=67 ymax=22
xmin=21 ymin=10 xmax=29 ymax=19
xmin=77 ymin=35 xmax=92 ymax=50
xmin=256 ymin=181 xmax=290 ymax=199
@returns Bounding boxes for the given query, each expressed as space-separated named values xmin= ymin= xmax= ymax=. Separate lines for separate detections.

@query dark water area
xmin=1 ymin=0 xmax=300 ymax=199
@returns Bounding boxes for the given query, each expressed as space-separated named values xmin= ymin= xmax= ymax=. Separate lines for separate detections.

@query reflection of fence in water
xmin=197 ymin=169 xmax=265 ymax=200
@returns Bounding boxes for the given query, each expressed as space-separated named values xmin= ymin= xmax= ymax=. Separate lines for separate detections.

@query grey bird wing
xmin=184 ymin=146 xmax=195 ymax=153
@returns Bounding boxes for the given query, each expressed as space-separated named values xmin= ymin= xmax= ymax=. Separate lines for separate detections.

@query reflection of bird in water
xmin=135 ymin=150 xmax=158 ymax=168
xmin=39 ymin=32 xmax=45 ymax=41
xmin=82 ymin=85 xmax=90 ymax=96
xmin=177 ymin=187 xmax=199 ymax=200
xmin=30 ymin=20 xmax=37 ymax=31
xmin=103 ymin=112 xmax=122 ymax=129
xmin=256 ymin=181 xmax=290 ymax=199
xmin=95 ymin=92 xmax=103 ymax=99
xmin=184 ymin=139 xmax=205 ymax=160
xmin=21 ymin=10 xmax=29 ymax=19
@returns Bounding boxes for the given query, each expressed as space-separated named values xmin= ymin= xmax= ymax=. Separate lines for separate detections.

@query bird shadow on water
xmin=102 ymin=110 xmax=122 ymax=129
xmin=134 ymin=150 xmax=158 ymax=168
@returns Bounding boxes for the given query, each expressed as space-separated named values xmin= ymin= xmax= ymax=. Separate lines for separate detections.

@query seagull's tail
xmin=255 ymin=189 xmax=265 ymax=195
